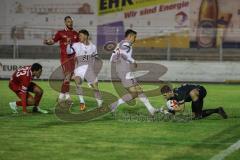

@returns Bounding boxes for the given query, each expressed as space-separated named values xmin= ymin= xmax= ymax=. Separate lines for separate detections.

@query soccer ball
xmin=166 ymin=100 xmax=178 ymax=111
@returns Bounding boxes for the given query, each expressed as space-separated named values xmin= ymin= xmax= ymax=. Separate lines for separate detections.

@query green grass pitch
xmin=0 ymin=80 xmax=240 ymax=160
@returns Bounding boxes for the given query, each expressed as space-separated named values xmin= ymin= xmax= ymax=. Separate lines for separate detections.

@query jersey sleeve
xmin=66 ymin=43 xmax=76 ymax=55
xmin=92 ymin=45 xmax=98 ymax=57
xmin=120 ymin=42 xmax=135 ymax=63
xmin=53 ymin=31 xmax=61 ymax=43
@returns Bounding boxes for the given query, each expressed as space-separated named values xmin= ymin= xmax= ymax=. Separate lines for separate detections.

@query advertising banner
xmin=1 ymin=59 xmax=240 ymax=82
xmin=190 ymin=0 xmax=240 ymax=48
xmin=97 ymin=0 xmax=191 ymax=48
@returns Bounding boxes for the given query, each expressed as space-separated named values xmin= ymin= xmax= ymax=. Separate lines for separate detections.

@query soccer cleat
xmin=32 ymin=106 xmax=48 ymax=114
xmin=9 ymin=102 xmax=18 ymax=114
xmin=32 ymin=106 xmax=38 ymax=113
xmin=37 ymin=108 xmax=48 ymax=114
xmin=80 ymin=103 xmax=86 ymax=111
xmin=218 ymin=107 xmax=228 ymax=119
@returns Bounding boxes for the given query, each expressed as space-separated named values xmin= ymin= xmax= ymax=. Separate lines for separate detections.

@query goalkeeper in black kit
xmin=160 ymin=84 xmax=228 ymax=120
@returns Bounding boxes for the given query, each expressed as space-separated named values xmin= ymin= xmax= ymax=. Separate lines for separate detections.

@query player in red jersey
xmin=44 ymin=16 xmax=79 ymax=104
xmin=9 ymin=63 xmax=48 ymax=114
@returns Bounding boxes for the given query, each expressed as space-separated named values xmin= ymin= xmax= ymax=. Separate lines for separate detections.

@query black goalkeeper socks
xmin=202 ymin=108 xmax=219 ymax=118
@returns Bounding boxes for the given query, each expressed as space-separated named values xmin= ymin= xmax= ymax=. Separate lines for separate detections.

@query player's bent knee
xmin=190 ymin=89 xmax=199 ymax=101
xmin=34 ymin=86 xmax=43 ymax=95
xmin=128 ymin=87 xmax=138 ymax=98
xmin=135 ymin=85 xmax=143 ymax=94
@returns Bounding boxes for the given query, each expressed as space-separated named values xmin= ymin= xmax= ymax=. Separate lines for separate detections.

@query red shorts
xmin=61 ymin=57 xmax=75 ymax=75
xmin=9 ymin=81 xmax=36 ymax=99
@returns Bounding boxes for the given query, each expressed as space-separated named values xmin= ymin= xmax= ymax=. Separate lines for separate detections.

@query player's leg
xmin=111 ymin=82 xmax=157 ymax=115
xmin=9 ymin=82 xmax=20 ymax=113
xmin=28 ymin=82 xmax=48 ymax=114
xmin=74 ymin=75 xmax=86 ymax=111
xmin=130 ymin=84 xmax=157 ymax=115
xmin=12 ymin=92 xmax=34 ymax=113
xmin=74 ymin=65 xmax=89 ymax=111
xmin=85 ymin=66 xmax=103 ymax=107
xmin=110 ymin=63 xmax=157 ymax=114
xmin=191 ymin=98 xmax=223 ymax=119
xmin=60 ymin=70 xmax=71 ymax=100
xmin=190 ymin=88 xmax=205 ymax=119
xmin=190 ymin=87 xmax=227 ymax=119
xmin=110 ymin=90 xmax=135 ymax=112
xmin=199 ymin=86 xmax=227 ymax=119
xmin=110 ymin=74 xmax=138 ymax=112
xmin=90 ymin=82 xmax=103 ymax=107
xmin=59 ymin=58 xmax=75 ymax=104
xmin=8 ymin=82 xmax=34 ymax=113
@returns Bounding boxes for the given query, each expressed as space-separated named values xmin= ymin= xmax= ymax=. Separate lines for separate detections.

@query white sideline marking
xmin=210 ymin=140 xmax=240 ymax=160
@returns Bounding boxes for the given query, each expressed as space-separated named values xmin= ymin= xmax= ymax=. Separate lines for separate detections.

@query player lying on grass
xmin=160 ymin=84 xmax=228 ymax=120
xmin=67 ymin=29 xmax=103 ymax=111
xmin=110 ymin=29 xmax=159 ymax=116
xmin=9 ymin=63 xmax=48 ymax=114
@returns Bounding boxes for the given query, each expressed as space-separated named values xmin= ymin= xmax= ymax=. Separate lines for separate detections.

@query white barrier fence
xmin=0 ymin=59 xmax=240 ymax=83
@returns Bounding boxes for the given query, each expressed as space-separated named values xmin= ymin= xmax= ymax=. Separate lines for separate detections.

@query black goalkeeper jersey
xmin=170 ymin=84 xmax=202 ymax=104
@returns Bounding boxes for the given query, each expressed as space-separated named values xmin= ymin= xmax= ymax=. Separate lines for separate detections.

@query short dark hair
xmin=160 ymin=85 xmax=172 ymax=94
xmin=31 ymin=63 xmax=42 ymax=72
xmin=79 ymin=29 xmax=89 ymax=37
xmin=64 ymin=16 xmax=72 ymax=21
xmin=125 ymin=29 xmax=137 ymax=37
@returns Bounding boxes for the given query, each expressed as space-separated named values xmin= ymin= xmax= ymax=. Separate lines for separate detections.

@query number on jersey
xmin=16 ymin=66 xmax=29 ymax=77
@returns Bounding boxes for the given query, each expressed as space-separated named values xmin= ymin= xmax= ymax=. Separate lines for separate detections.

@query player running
xmin=160 ymin=84 xmax=228 ymax=120
xmin=44 ymin=16 xmax=79 ymax=104
xmin=110 ymin=29 xmax=159 ymax=116
xmin=9 ymin=63 xmax=48 ymax=114
xmin=67 ymin=29 xmax=103 ymax=111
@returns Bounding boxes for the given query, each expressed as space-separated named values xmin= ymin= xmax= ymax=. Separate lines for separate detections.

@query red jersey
xmin=9 ymin=65 xmax=33 ymax=112
xmin=53 ymin=28 xmax=79 ymax=63
xmin=10 ymin=65 xmax=33 ymax=92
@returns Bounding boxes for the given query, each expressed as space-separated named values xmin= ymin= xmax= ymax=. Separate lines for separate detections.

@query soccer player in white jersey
xmin=110 ymin=29 xmax=158 ymax=116
xmin=67 ymin=29 xmax=103 ymax=111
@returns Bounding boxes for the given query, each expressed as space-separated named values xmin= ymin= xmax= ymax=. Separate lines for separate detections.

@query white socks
xmin=78 ymin=95 xmax=85 ymax=104
xmin=138 ymin=93 xmax=155 ymax=114
xmin=65 ymin=93 xmax=70 ymax=99
xmin=59 ymin=93 xmax=65 ymax=100
xmin=59 ymin=93 xmax=71 ymax=100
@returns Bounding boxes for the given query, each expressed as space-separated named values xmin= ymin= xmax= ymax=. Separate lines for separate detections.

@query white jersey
xmin=110 ymin=40 xmax=135 ymax=63
xmin=67 ymin=41 xmax=97 ymax=57
xmin=66 ymin=41 xmax=98 ymax=83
